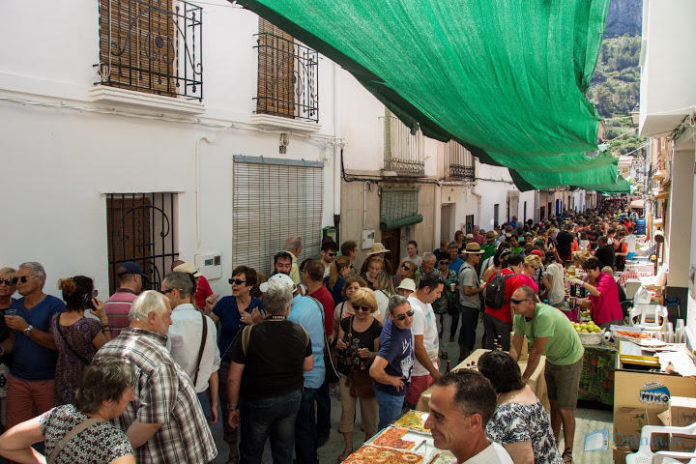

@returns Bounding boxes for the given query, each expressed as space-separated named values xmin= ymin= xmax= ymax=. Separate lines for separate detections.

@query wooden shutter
xmin=257 ymin=18 xmax=295 ymax=117
xmin=99 ymin=0 xmax=175 ymax=96
xmin=232 ymin=156 xmax=323 ymax=275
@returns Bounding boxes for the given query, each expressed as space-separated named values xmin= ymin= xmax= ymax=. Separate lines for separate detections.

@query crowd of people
xmin=0 ymin=203 xmax=639 ymax=463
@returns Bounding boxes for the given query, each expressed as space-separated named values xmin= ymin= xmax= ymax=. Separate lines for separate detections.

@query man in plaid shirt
xmin=94 ymin=290 xmax=217 ymax=464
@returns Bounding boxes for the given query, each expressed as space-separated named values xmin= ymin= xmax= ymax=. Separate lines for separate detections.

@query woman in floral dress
xmin=52 ymin=276 xmax=110 ymax=405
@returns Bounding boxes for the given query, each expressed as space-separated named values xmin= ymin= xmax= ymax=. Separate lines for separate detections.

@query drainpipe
xmin=333 ymin=63 xmax=342 ymax=242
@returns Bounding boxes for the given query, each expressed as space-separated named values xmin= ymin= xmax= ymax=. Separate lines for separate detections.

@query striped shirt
xmin=104 ymin=289 xmax=137 ymax=337
xmin=94 ymin=328 xmax=217 ymax=464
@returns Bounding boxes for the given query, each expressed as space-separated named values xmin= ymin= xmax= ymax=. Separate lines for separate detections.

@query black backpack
xmin=484 ymin=271 xmax=514 ymax=309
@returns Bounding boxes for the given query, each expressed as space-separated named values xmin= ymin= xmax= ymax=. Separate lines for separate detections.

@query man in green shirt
xmin=479 ymin=231 xmax=498 ymax=272
xmin=509 ymin=286 xmax=583 ymax=464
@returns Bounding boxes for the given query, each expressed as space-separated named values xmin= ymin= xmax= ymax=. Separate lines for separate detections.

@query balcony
xmin=446 ymin=140 xmax=476 ymax=181
xmin=383 ymin=114 xmax=425 ymax=176
xmin=254 ymin=28 xmax=319 ymax=123
xmin=95 ymin=0 xmax=203 ymax=101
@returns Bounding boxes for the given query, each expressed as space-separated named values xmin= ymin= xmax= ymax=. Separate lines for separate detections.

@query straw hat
xmin=173 ymin=262 xmax=200 ymax=277
xmin=464 ymin=242 xmax=484 ymax=254
xmin=365 ymin=242 xmax=390 ymax=257
xmin=485 ymin=230 xmax=497 ymax=240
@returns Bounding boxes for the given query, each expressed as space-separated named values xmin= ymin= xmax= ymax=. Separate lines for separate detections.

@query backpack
xmin=483 ymin=270 xmax=514 ymax=309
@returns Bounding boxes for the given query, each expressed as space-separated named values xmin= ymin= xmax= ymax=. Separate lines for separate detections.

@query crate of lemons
xmin=573 ymin=318 xmax=603 ymax=345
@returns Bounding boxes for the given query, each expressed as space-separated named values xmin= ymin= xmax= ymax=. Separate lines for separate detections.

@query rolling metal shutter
xmin=233 ymin=155 xmax=323 ymax=275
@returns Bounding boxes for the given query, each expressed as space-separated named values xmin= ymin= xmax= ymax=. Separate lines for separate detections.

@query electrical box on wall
xmin=361 ymin=229 xmax=375 ymax=249
xmin=194 ymin=253 xmax=223 ymax=280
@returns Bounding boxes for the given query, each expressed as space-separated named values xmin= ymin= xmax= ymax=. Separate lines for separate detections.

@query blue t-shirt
xmin=448 ymin=257 xmax=464 ymax=274
xmin=11 ymin=295 xmax=65 ymax=381
xmin=375 ymin=318 xmax=414 ymax=396
xmin=288 ymin=295 xmax=325 ymax=389
xmin=324 ymin=276 xmax=346 ymax=305
xmin=213 ymin=296 xmax=264 ymax=357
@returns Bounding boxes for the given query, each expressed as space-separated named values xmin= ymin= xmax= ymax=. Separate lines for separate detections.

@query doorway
xmin=441 ymin=204 xmax=453 ymax=245
xmin=381 ymin=229 xmax=401 ymax=272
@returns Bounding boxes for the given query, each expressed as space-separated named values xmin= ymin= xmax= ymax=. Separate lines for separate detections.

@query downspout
xmin=333 ymin=63 xmax=342 ymax=242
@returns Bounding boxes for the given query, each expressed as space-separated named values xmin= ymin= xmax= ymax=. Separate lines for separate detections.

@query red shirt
xmin=484 ymin=270 xmax=538 ymax=323
xmin=309 ymin=284 xmax=335 ymax=336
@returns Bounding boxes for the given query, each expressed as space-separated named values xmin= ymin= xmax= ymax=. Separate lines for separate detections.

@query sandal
xmin=337 ymin=449 xmax=353 ymax=462
xmin=562 ymin=448 xmax=573 ymax=463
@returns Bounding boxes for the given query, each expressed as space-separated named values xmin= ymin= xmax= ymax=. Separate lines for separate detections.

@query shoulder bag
xmin=47 ymin=417 xmax=103 ymax=463
xmin=192 ymin=312 xmax=208 ymax=386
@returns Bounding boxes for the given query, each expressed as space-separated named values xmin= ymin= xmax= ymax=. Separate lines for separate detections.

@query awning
xmin=236 ymin=0 xmax=610 ymax=183
xmin=630 ymin=199 xmax=645 ymax=209
xmin=380 ymin=189 xmax=422 ymax=231
xmin=509 ymin=161 xmax=631 ymax=193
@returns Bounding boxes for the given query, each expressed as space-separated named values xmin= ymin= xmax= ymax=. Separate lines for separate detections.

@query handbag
xmin=308 ymin=297 xmax=340 ymax=384
xmin=348 ymin=370 xmax=375 ymax=398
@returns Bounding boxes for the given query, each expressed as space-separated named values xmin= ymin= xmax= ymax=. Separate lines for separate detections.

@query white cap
xmin=259 ymin=273 xmax=296 ymax=293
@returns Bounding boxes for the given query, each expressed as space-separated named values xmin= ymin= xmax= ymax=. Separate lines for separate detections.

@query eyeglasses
xmin=355 ymin=305 xmax=372 ymax=312
xmin=510 ymin=298 xmax=530 ymax=305
xmin=161 ymin=288 xmax=175 ymax=294
xmin=395 ymin=310 xmax=415 ymax=321
xmin=229 ymin=278 xmax=247 ymax=286
xmin=0 ymin=278 xmax=18 ymax=285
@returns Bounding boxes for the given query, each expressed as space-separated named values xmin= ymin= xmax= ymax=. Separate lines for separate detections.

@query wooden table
xmin=415 ymin=349 xmax=550 ymax=412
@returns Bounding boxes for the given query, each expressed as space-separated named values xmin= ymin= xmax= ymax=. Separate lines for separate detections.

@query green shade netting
xmin=509 ymin=162 xmax=631 ymax=193
xmin=237 ymin=0 xmax=610 ymax=179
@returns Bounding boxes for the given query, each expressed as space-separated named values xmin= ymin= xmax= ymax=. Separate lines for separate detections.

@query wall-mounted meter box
xmin=195 ymin=252 xmax=222 ymax=280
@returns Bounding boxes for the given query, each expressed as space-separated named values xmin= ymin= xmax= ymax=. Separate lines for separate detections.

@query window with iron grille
xmin=96 ymin=0 xmax=203 ymax=100
xmin=232 ymin=155 xmax=323 ymax=275
xmin=465 ymin=215 xmax=475 ymax=234
xmin=446 ymin=141 xmax=475 ymax=181
xmin=254 ymin=19 xmax=319 ymax=122
xmin=106 ymin=193 xmax=179 ymax=294
xmin=382 ymin=110 xmax=425 ymax=176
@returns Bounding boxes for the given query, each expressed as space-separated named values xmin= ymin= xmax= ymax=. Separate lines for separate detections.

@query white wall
xmin=0 ymin=0 xmax=340 ymax=298
xmin=474 ymin=163 xmax=534 ymax=229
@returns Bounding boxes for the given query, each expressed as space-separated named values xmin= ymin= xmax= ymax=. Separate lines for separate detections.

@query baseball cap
xmin=259 ymin=273 xmax=296 ymax=293
xmin=117 ymin=261 xmax=147 ymax=279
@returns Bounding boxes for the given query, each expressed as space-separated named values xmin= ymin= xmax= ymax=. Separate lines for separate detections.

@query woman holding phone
xmin=53 ymin=276 xmax=110 ymax=405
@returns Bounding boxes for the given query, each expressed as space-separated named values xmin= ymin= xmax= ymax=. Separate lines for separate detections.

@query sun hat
xmin=365 ymin=242 xmax=390 ymax=257
xmin=397 ymin=278 xmax=416 ymax=292
xmin=464 ymin=242 xmax=484 ymax=254
xmin=259 ymin=273 xmax=296 ymax=293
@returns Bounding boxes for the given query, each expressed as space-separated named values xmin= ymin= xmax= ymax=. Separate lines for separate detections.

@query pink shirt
xmin=104 ymin=289 xmax=137 ymax=337
xmin=589 ymin=272 xmax=623 ymax=325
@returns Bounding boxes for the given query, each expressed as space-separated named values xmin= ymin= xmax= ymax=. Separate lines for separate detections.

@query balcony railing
xmin=447 ymin=141 xmax=475 ymax=181
xmin=96 ymin=0 xmax=203 ymax=101
xmin=254 ymin=32 xmax=319 ymax=123
xmin=383 ymin=115 xmax=425 ymax=176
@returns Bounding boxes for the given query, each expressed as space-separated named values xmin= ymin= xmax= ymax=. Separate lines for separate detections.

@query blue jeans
xmin=197 ymin=390 xmax=213 ymax=423
xmin=295 ymin=387 xmax=318 ymax=464
xmin=315 ymin=379 xmax=331 ymax=438
xmin=375 ymin=388 xmax=405 ymax=431
xmin=240 ymin=389 xmax=302 ymax=464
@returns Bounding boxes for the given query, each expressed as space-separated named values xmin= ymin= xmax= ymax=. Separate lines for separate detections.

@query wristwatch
xmin=24 ymin=325 xmax=33 ymax=336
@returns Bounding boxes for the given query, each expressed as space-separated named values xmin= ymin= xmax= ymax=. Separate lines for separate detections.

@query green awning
xmin=509 ymin=162 xmax=631 ymax=193
xmin=236 ymin=0 xmax=610 ymax=179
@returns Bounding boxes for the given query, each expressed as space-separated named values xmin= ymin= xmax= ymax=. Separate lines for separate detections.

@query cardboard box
xmin=613 ymin=445 xmax=633 ymax=464
xmin=613 ymin=407 xmax=668 ymax=451
xmin=657 ymin=396 xmax=696 ymax=452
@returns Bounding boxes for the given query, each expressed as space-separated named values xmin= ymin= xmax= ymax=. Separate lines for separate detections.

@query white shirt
xmin=408 ymin=295 xmax=439 ymax=377
xmin=375 ymin=289 xmax=390 ymax=321
xmin=544 ymin=262 xmax=565 ymax=306
xmin=167 ymin=303 xmax=221 ymax=393
xmin=462 ymin=442 xmax=513 ymax=464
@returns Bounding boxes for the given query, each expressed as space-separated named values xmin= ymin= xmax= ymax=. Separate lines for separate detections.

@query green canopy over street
xmin=237 ymin=0 xmax=625 ymax=191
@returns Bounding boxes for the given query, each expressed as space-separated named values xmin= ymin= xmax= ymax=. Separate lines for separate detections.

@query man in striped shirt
xmin=95 ymin=290 xmax=217 ymax=464
xmin=104 ymin=262 xmax=145 ymax=337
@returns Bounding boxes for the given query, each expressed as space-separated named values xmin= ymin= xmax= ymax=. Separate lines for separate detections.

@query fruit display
xmin=573 ymin=321 xmax=602 ymax=334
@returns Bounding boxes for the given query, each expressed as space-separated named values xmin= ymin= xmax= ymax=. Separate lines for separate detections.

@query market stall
xmin=415 ymin=349 xmax=549 ymax=412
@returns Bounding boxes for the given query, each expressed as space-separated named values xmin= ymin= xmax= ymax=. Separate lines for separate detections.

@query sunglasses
xmin=510 ymin=298 xmax=530 ymax=305
xmin=0 ymin=278 xmax=18 ymax=285
xmin=395 ymin=310 xmax=415 ymax=321
xmin=355 ymin=305 xmax=372 ymax=312
xmin=327 ymin=252 xmax=337 ymax=257
xmin=161 ymin=288 xmax=175 ymax=294
xmin=17 ymin=276 xmax=34 ymax=283
xmin=229 ymin=278 xmax=247 ymax=286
